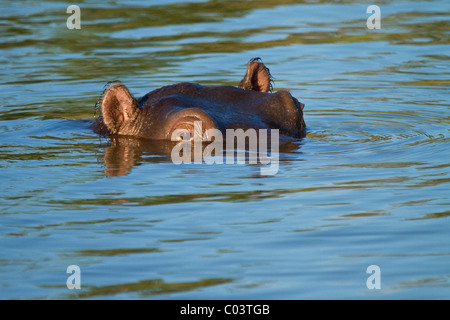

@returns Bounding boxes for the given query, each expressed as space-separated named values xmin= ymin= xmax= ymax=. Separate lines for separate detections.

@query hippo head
xmin=92 ymin=58 xmax=306 ymax=141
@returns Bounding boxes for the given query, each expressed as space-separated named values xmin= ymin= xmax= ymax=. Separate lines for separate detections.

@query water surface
xmin=1 ymin=0 xmax=449 ymax=299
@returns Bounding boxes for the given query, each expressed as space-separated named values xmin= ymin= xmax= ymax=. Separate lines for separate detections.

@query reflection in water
xmin=101 ymin=135 xmax=302 ymax=177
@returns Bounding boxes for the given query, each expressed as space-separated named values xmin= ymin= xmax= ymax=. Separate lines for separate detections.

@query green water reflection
xmin=1 ymin=0 xmax=449 ymax=299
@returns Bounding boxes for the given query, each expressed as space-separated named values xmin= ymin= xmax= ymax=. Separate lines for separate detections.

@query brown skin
xmin=91 ymin=58 xmax=306 ymax=140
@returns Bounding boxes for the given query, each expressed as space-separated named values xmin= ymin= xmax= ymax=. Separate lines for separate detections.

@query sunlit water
xmin=1 ymin=0 xmax=449 ymax=299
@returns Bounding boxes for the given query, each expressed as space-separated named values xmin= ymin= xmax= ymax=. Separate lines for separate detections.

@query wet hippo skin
xmin=91 ymin=58 xmax=306 ymax=141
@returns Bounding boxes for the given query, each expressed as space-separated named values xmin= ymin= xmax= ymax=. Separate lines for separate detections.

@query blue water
xmin=0 ymin=0 xmax=449 ymax=299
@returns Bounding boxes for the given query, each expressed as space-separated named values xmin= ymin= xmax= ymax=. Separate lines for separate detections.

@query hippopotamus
xmin=91 ymin=58 xmax=306 ymax=141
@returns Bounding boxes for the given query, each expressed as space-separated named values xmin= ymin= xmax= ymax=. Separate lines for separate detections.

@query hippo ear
xmin=238 ymin=58 xmax=273 ymax=93
xmin=100 ymin=82 xmax=140 ymax=134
